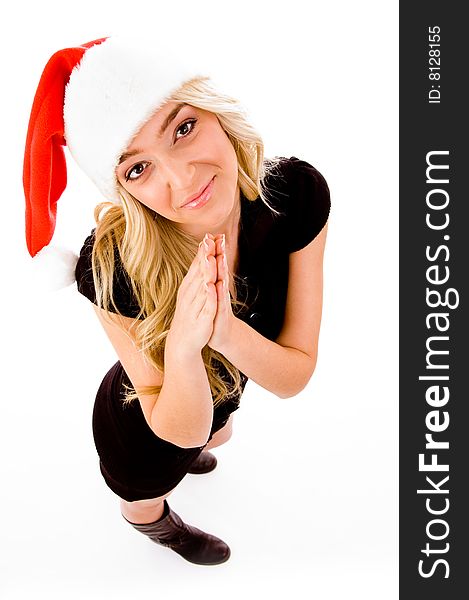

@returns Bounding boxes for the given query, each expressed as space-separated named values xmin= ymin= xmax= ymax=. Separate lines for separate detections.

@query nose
xmin=160 ymin=157 xmax=196 ymax=195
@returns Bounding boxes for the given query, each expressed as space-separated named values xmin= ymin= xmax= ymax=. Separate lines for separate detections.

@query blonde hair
xmin=91 ymin=76 xmax=283 ymax=408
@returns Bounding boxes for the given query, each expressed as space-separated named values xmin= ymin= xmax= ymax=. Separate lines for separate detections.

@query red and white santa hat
xmin=23 ymin=35 xmax=220 ymax=283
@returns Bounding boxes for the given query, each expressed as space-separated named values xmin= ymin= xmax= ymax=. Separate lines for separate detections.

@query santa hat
xmin=23 ymin=35 xmax=216 ymax=285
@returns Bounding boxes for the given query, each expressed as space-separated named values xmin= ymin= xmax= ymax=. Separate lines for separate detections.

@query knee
xmin=120 ymin=487 xmax=175 ymax=523
xmin=120 ymin=496 xmax=163 ymax=511
xmin=204 ymin=414 xmax=233 ymax=450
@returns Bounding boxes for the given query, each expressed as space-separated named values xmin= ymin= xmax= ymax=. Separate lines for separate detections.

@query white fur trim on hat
xmin=63 ymin=35 xmax=208 ymax=201
xmin=30 ymin=245 xmax=79 ymax=291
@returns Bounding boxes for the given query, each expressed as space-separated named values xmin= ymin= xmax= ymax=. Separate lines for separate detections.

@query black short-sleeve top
xmin=76 ymin=156 xmax=330 ymax=343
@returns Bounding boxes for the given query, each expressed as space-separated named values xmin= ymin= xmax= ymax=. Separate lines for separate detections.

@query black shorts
xmin=92 ymin=361 xmax=245 ymax=502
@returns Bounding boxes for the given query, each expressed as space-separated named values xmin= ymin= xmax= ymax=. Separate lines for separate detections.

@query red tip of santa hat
xmin=22 ymin=38 xmax=107 ymax=258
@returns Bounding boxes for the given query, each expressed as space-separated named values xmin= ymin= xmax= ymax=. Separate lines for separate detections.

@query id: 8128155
xmin=428 ymin=26 xmax=441 ymax=104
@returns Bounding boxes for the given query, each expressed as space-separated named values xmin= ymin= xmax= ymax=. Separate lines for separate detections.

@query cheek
xmin=204 ymin=122 xmax=236 ymax=162
xmin=132 ymin=184 xmax=167 ymax=213
xmin=216 ymin=136 xmax=238 ymax=176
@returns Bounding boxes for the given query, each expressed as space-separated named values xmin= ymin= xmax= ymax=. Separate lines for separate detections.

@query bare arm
xmin=152 ymin=335 xmax=213 ymax=448
xmin=211 ymin=223 xmax=328 ymax=399
xmin=215 ymin=320 xmax=315 ymax=400
xmin=93 ymin=307 xmax=214 ymax=448
xmin=92 ymin=235 xmax=219 ymax=449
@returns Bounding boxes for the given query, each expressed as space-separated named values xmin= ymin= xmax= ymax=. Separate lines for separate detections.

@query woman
xmin=23 ymin=36 xmax=330 ymax=566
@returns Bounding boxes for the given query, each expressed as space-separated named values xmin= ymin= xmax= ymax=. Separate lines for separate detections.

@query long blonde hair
xmin=91 ymin=76 xmax=282 ymax=408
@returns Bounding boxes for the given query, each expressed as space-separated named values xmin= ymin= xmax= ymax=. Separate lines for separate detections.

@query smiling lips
xmin=180 ymin=177 xmax=215 ymax=209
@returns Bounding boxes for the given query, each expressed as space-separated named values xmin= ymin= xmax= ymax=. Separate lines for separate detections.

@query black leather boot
xmin=187 ymin=450 xmax=217 ymax=474
xmin=122 ymin=499 xmax=230 ymax=565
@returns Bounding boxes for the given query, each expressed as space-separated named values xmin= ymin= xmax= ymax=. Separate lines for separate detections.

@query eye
xmin=174 ymin=118 xmax=197 ymax=142
xmin=125 ymin=161 xmax=150 ymax=182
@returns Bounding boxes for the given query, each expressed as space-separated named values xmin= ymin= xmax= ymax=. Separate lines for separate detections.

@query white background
xmin=0 ymin=1 xmax=398 ymax=598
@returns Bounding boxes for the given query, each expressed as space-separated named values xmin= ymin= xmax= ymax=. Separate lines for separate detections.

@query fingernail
xmin=221 ymin=235 xmax=226 ymax=250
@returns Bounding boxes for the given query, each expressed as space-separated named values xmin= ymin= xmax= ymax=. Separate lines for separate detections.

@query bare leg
xmin=204 ymin=413 xmax=233 ymax=450
xmin=120 ymin=486 xmax=176 ymax=524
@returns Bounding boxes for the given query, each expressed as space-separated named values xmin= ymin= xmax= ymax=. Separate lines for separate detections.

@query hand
xmin=167 ymin=234 xmax=218 ymax=356
xmin=207 ymin=233 xmax=236 ymax=353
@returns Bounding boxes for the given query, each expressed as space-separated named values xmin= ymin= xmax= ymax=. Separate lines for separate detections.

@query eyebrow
xmin=118 ymin=102 xmax=188 ymax=165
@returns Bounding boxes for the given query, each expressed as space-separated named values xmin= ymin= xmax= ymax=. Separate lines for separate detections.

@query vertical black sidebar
xmin=400 ymin=3 xmax=468 ymax=597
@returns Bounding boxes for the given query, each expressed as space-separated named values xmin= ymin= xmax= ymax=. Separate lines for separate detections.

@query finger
xmin=196 ymin=281 xmax=217 ymax=320
xmin=205 ymin=250 xmax=217 ymax=284
xmin=204 ymin=235 xmax=216 ymax=257
xmin=215 ymin=279 xmax=225 ymax=307
xmin=189 ymin=236 xmax=214 ymax=276
xmin=179 ymin=236 xmax=217 ymax=298
xmin=180 ymin=267 xmax=214 ymax=315
xmin=214 ymin=238 xmax=222 ymax=259
xmin=220 ymin=249 xmax=232 ymax=305
xmin=187 ymin=238 xmax=208 ymax=273
xmin=214 ymin=234 xmax=224 ymax=257
xmin=178 ymin=240 xmax=211 ymax=300
xmin=198 ymin=236 xmax=216 ymax=270
xmin=190 ymin=277 xmax=212 ymax=315
xmin=216 ymin=253 xmax=223 ymax=280
xmin=216 ymin=247 xmax=229 ymax=283
xmin=188 ymin=257 xmax=218 ymax=304
xmin=180 ymin=244 xmax=207 ymax=299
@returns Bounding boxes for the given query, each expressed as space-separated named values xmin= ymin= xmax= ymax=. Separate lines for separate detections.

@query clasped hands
xmin=203 ymin=232 xmax=235 ymax=353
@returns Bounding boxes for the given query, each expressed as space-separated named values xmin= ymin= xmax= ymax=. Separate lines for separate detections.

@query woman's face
xmin=115 ymin=101 xmax=240 ymax=238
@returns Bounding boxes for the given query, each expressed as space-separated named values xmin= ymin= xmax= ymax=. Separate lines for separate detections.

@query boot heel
xmin=122 ymin=499 xmax=230 ymax=565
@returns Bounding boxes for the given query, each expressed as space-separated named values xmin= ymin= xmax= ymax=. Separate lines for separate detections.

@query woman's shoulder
xmin=263 ymin=155 xmax=330 ymax=197
xmin=75 ymin=228 xmax=141 ymax=318
xmin=263 ymin=155 xmax=331 ymax=253
xmin=75 ymin=228 xmax=97 ymax=303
